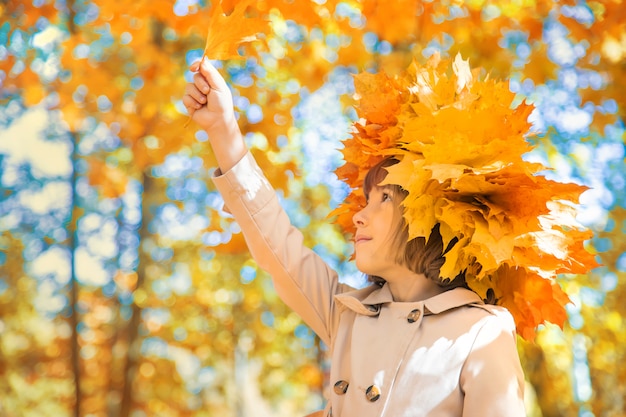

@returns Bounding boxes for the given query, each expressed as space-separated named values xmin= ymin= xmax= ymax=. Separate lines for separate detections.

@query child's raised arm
xmin=182 ymin=58 xmax=343 ymax=346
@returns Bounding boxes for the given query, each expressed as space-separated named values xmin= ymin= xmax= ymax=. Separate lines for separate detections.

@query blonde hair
xmin=363 ymin=157 xmax=467 ymax=289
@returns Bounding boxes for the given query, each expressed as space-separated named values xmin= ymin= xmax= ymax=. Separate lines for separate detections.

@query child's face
xmin=352 ymin=184 xmax=403 ymax=278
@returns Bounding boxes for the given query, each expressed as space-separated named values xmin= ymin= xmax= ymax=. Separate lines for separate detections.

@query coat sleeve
xmin=211 ymin=152 xmax=346 ymax=346
xmin=460 ymin=307 xmax=526 ymax=417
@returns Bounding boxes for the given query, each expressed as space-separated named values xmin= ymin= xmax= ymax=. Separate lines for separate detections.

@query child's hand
xmin=183 ymin=57 xmax=246 ymax=173
xmin=183 ymin=57 xmax=237 ymax=137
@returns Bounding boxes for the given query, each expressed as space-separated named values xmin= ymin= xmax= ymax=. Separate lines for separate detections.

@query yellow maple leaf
xmin=452 ymin=53 xmax=472 ymax=93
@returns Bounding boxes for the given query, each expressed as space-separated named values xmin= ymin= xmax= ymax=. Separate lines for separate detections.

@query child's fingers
xmin=185 ymin=83 xmax=207 ymax=105
xmin=199 ymin=57 xmax=228 ymax=92
xmin=193 ymin=72 xmax=212 ymax=95
xmin=189 ymin=60 xmax=201 ymax=72
xmin=182 ymin=94 xmax=201 ymax=113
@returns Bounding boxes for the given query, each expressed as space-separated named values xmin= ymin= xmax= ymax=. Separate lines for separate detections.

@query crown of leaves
xmin=331 ymin=53 xmax=598 ymax=340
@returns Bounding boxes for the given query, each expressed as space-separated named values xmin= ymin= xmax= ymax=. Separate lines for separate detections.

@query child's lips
xmin=354 ymin=235 xmax=371 ymax=245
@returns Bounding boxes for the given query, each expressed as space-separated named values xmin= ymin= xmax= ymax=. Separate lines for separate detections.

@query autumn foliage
xmin=333 ymin=54 xmax=599 ymax=339
xmin=0 ymin=0 xmax=624 ymax=416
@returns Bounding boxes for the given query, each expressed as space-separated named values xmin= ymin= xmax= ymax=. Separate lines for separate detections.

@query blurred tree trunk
xmin=120 ymin=170 xmax=153 ymax=417
xmin=66 ymin=1 xmax=80 ymax=413
xmin=522 ymin=341 xmax=578 ymax=417
xmin=68 ymin=131 xmax=81 ymax=417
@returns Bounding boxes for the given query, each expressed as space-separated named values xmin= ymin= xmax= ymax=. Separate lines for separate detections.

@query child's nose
xmin=353 ymin=207 xmax=367 ymax=227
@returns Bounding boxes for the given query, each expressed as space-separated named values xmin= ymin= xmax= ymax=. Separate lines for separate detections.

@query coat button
xmin=407 ymin=309 xmax=421 ymax=323
xmin=333 ymin=380 xmax=349 ymax=395
xmin=367 ymin=304 xmax=379 ymax=313
xmin=365 ymin=385 xmax=381 ymax=402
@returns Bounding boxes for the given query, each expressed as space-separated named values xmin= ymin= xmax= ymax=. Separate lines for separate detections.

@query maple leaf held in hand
xmin=203 ymin=0 xmax=269 ymax=60
xmin=185 ymin=0 xmax=269 ymax=127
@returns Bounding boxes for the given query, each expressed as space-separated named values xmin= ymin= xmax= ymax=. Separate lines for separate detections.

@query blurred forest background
xmin=0 ymin=0 xmax=625 ymax=416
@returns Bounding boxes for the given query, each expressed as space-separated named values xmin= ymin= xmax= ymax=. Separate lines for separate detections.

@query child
xmin=183 ymin=57 xmax=527 ymax=416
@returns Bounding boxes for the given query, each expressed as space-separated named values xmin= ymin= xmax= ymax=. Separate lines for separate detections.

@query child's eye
xmin=382 ymin=191 xmax=392 ymax=201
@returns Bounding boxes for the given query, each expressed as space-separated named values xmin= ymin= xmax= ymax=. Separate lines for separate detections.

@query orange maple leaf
xmin=202 ymin=0 xmax=269 ymax=60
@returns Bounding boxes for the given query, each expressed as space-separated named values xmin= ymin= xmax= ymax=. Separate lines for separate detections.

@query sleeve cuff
xmin=211 ymin=151 xmax=275 ymax=216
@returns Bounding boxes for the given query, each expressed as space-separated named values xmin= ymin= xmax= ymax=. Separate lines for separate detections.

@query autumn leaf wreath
xmin=331 ymin=53 xmax=599 ymax=340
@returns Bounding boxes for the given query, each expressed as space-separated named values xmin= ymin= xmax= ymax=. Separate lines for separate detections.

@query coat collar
xmin=334 ymin=283 xmax=484 ymax=317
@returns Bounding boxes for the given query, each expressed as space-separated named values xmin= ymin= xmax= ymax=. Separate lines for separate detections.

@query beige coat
xmin=213 ymin=153 xmax=526 ymax=417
